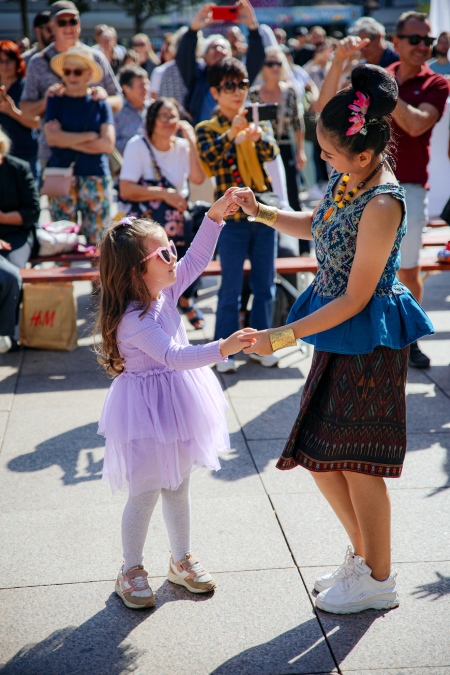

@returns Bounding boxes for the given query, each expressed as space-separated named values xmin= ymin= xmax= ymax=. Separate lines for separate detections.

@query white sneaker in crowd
xmin=249 ymin=353 xmax=279 ymax=368
xmin=314 ymin=545 xmax=356 ymax=592
xmin=216 ymin=358 xmax=237 ymax=373
xmin=315 ymin=557 xmax=399 ymax=614
xmin=0 ymin=336 xmax=12 ymax=354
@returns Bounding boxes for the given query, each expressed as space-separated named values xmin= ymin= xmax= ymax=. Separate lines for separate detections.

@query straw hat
xmin=51 ymin=45 xmax=104 ymax=84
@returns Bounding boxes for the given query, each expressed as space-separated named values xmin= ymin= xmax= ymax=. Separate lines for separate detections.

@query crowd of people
xmin=0 ymin=0 xmax=449 ymax=366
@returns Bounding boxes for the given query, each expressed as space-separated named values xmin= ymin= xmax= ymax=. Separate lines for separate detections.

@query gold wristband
xmin=269 ymin=328 xmax=297 ymax=352
xmin=249 ymin=202 xmax=278 ymax=226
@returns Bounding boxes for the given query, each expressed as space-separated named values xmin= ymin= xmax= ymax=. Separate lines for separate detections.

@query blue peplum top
xmin=287 ymin=172 xmax=434 ymax=354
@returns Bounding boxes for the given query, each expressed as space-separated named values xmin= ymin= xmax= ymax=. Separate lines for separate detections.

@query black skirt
xmin=277 ymin=346 xmax=409 ymax=478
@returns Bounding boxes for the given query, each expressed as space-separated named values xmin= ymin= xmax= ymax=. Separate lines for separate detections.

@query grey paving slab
xmin=405 ymin=375 xmax=450 ymax=434
xmin=301 ymin=562 xmax=450 ymax=672
xmin=0 ymin=350 xmax=22 ymax=412
xmin=1 ymin=494 xmax=293 ymax=588
xmin=272 ymin=487 xmax=450 ymax=568
xmin=219 ymin=355 xmax=308 ymax=399
xmin=232 ymin=392 xmax=301 ymax=441
xmin=249 ymin=438 xmax=317 ymax=495
xmin=350 ymin=669 xmax=450 ymax=675
xmin=0 ymin=570 xmax=337 ymax=675
xmin=426 ymin=363 xmax=450 ymax=398
xmin=0 ymin=412 xmax=8 ymax=452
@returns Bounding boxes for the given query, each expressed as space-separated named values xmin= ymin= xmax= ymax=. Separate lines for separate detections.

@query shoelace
xmin=342 ymin=562 xmax=366 ymax=591
xmin=186 ymin=559 xmax=206 ymax=578
xmin=331 ymin=546 xmax=354 ymax=579
xmin=131 ymin=575 xmax=148 ymax=590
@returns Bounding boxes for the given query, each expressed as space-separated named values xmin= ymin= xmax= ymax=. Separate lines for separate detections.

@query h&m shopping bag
xmin=19 ymin=283 xmax=78 ymax=351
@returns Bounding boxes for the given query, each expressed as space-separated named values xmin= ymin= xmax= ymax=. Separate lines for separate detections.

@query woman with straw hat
xmin=44 ymin=45 xmax=115 ymax=244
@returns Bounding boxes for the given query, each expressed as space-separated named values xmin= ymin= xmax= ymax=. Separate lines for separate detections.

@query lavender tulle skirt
xmin=98 ymin=366 xmax=229 ymax=496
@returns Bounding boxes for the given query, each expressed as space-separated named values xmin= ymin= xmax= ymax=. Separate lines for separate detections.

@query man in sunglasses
xmin=176 ymin=0 xmax=265 ymax=125
xmin=20 ymin=0 xmax=122 ymax=171
xmin=387 ymin=11 xmax=450 ymax=368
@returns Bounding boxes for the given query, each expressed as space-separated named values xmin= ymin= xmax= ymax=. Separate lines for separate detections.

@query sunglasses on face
xmin=264 ymin=61 xmax=282 ymax=68
xmin=217 ymin=79 xmax=249 ymax=93
xmin=141 ymin=240 xmax=177 ymax=264
xmin=157 ymin=112 xmax=178 ymax=122
xmin=397 ymin=34 xmax=435 ymax=47
xmin=62 ymin=67 xmax=87 ymax=77
xmin=56 ymin=17 xmax=79 ymax=27
xmin=133 ymin=42 xmax=146 ymax=47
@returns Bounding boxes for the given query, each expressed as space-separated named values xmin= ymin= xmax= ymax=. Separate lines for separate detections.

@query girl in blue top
xmin=230 ymin=64 xmax=434 ymax=615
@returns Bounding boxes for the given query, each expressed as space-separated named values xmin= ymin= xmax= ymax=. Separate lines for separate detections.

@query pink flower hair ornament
xmin=346 ymin=91 xmax=371 ymax=136
xmin=117 ymin=216 xmax=136 ymax=227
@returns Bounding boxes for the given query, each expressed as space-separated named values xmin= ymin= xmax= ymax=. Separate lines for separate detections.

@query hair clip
xmin=346 ymin=91 xmax=370 ymax=136
xmin=117 ymin=216 xmax=136 ymax=227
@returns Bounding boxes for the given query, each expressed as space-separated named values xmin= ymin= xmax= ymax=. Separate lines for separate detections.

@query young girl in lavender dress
xmin=231 ymin=64 xmax=434 ymax=615
xmin=97 ymin=195 xmax=255 ymax=609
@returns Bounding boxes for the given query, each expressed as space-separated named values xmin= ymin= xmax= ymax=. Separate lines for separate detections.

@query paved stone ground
xmin=0 ymin=256 xmax=449 ymax=674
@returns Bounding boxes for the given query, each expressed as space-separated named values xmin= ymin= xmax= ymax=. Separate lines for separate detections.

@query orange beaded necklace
xmin=324 ymin=156 xmax=386 ymax=222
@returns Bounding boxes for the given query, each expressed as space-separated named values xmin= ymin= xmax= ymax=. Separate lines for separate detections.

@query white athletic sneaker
xmin=314 ymin=545 xmax=356 ymax=592
xmin=249 ymin=353 xmax=279 ymax=368
xmin=168 ymin=553 xmax=216 ymax=593
xmin=216 ymin=358 xmax=237 ymax=373
xmin=315 ymin=558 xmax=399 ymax=614
xmin=0 ymin=336 xmax=12 ymax=354
xmin=115 ymin=564 xmax=156 ymax=609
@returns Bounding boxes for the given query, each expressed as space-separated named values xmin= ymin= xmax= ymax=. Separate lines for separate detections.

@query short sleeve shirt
xmin=387 ymin=62 xmax=450 ymax=186
xmin=22 ymin=42 xmax=121 ymax=161
xmin=45 ymin=94 xmax=114 ymax=176
xmin=120 ymin=135 xmax=190 ymax=197
xmin=0 ymin=79 xmax=38 ymax=161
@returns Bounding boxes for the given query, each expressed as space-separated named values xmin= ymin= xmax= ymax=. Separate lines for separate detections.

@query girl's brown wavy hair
xmin=95 ymin=218 xmax=165 ymax=376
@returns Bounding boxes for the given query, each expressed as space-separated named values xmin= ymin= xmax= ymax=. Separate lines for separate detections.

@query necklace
xmin=324 ymin=156 xmax=385 ymax=222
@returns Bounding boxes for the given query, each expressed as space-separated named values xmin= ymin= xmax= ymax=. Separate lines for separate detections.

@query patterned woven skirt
xmin=276 ymin=346 xmax=409 ymax=478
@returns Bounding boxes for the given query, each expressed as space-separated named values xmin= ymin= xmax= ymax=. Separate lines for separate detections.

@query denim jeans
xmin=214 ymin=218 xmax=277 ymax=340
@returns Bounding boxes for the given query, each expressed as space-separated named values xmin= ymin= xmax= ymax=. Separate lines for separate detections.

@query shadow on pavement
xmin=411 ymin=571 xmax=450 ymax=601
xmin=0 ymin=584 xmax=213 ymax=675
xmin=7 ymin=423 xmax=104 ymax=486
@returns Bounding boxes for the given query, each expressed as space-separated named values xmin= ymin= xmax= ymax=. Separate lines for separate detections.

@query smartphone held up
xmin=211 ymin=5 xmax=238 ymax=21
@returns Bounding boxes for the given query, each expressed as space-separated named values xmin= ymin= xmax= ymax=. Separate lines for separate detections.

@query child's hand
xmin=238 ymin=328 xmax=273 ymax=355
xmin=207 ymin=193 xmax=241 ymax=223
xmin=219 ymin=327 xmax=257 ymax=357
xmin=224 ymin=187 xmax=258 ymax=219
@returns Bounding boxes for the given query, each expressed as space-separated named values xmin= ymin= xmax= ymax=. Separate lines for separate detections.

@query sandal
xmin=178 ymin=301 xmax=205 ymax=330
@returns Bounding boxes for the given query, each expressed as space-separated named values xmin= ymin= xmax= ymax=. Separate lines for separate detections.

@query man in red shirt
xmin=388 ymin=11 xmax=449 ymax=367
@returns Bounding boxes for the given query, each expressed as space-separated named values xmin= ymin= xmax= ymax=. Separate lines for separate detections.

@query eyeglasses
xmin=396 ymin=34 xmax=436 ymax=47
xmin=56 ymin=17 xmax=79 ymax=27
xmin=141 ymin=240 xmax=177 ymax=264
xmin=264 ymin=61 xmax=282 ymax=68
xmin=132 ymin=42 xmax=146 ymax=47
xmin=62 ymin=67 xmax=87 ymax=77
xmin=217 ymin=79 xmax=250 ymax=93
xmin=156 ymin=112 xmax=179 ymax=122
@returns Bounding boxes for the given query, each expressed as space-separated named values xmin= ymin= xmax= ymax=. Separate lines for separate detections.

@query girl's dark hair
xmin=145 ymin=97 xmax=181 ymax=138
xmin=95 ymin=218 xmax=165 ymax=376
xmin=207 ymin=57 xmax=248 ymax=88
xmin=319 ymin=64 xmax=398 ymax=158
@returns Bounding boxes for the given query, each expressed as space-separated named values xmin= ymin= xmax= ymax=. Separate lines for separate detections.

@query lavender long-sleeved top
xmin=117 ymin=215 xmax=226 ymax=375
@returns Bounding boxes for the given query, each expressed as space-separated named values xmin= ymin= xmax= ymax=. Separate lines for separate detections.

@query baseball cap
xmin=295 ymin=26 xmax=309 ymax=37
xmin=33 ymin=10 xmax=51 ymax=29
xmin=50 ymin=1 xmax=79 ymax=20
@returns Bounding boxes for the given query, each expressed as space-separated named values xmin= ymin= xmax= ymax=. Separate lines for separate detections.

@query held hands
xmin=207 ymin=192 xmax=241 ymax=223
xmin=223 ymin=187 xmax=258 ymax=218
xmin=238 ymin=328 xmax=273 ymax=355
xmin=220 ymin=328 xmax=257 ymax=357
xmin=334 ymin=36 xmax=371 ymax=64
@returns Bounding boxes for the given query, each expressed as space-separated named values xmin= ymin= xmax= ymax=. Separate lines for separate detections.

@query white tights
xmin=122 ymin=475 xmax=191 ymax=572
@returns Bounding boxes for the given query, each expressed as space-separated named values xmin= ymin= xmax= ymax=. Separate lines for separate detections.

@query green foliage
xmin=111 ymin=0 xmax=172 ymax=32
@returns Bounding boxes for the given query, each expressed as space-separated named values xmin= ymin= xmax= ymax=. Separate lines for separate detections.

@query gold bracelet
xmin=269 ymin=328 xmax=297 ymax=352
xmin=249 ymin=202 xmax=278 ymax=226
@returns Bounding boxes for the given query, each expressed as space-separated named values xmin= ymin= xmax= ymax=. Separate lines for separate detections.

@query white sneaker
xmin=249 ymin=353 xmax=279 ymax=368
xmin=314 ymin=545 xmax=356 ymax=592
xmin=315 ymin=558 xmax=399 ymax=614
xmin=0 ymin=336 xmax=12 ymax=354
xmin=216 ymin=358 xmax=236 ymax=373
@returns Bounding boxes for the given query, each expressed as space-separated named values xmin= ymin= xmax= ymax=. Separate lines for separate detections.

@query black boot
xmin=408 ymin=341 xmax=430 ymax=369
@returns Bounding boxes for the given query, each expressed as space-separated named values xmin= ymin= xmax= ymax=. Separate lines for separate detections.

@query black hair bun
xmin=351 ymin=64 xmax=398 ymax=119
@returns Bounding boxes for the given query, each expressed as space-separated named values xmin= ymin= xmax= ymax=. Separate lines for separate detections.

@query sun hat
xmin=51 ymin=45 xmax=104 ymax=84
xmin=49 ymin=1 xmax=79 ymax=20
